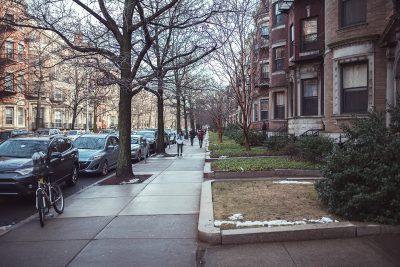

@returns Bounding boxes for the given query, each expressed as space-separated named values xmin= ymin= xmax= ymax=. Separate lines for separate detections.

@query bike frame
xmin=35 ymin=176 xmax=53 ymax=210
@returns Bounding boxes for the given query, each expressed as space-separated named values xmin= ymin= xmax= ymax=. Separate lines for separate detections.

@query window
xmin=5 ymin=108 xmax=14 ymax=125
xmin=5 ymin=41 xmax=14 ymax=60
xmin=18 ymin=44 xmax=24 ymax=61
xmin=301 ymin=18 xmax=318 ymax=52
xmin=5 ymin=73 xmax=14 ymax=92
xmin=341 ymin=62 xmax=368 ymax=113
xmin=273 ymin=47 xmax=285 ymax=72
xmin=4 ymin=14 xmax=14 ymax=23
xmin=253 ymin=103 xmax=259 ymax=122
xmin=273 ymin=3 xmax=284 ymax=27
xmin=274 ymin=92 xmax=285 ymax=119
xmin=17 ymin=75 xmax=24 ymax=93
xmin=33 ymin=107 xmax=45 ymax=127
xmin=17 ymin=107 xmax=24 ymax=125
xmin=260 ymin=25 xmax=269 ymax=37
xmin=53 ymin=88 xmax=63 ymax=101
xmin=260 ymin=99 xmax=269 ymax=120
xmin=302 ymin=79 xmax=318 ymax=116
xmin=54 ymin=110 xmax=62 ymax=127
xmin=261 ymin=63 xmax=269 ymax=83
xmin=341 ymin=0 xmax=366 ymax=27
xmin=290 ymin=24 xmax=295 ymax=57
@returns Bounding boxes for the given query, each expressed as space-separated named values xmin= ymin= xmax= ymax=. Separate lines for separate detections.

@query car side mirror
xmin=50 ymin=152 xmax=62 ymax=159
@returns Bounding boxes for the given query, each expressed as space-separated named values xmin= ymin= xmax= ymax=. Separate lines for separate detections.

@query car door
xmin=47 ymin=138 xmax=63 ymax=183
xmin=60 ymin=138 xmax=76 ymax=179
xmin=111 ymin=136 xmax=119 ymax=166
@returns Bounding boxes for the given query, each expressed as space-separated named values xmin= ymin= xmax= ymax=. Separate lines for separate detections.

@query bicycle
xmin=35 ymin=175 xmax=64 ymax=227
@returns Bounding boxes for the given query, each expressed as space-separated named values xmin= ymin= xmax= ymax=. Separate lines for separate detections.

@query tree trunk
xmin=93 ymin=103 xmax=98 ymax=133
xmin=116 ymin=87 xmax=133 ymax=178
xmin=188 ymin=99 xmax=195 ymax=131
xmin=176 ymin=86 xmax=181 ymax=131
xmin=71 ymin=105 xmax=78 ymax=130
xmin=217 ymin=119 xmax=223 ymax=143
xmin=156 ymin=90 xmax=166 ymax=154
xmin=243 ymin=123 xmax=251 ymax=151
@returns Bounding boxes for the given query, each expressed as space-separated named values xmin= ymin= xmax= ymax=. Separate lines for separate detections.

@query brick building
xmin=286 ymin=0 xmax=325 ymax=135
xmin=0 ymin=1 xmax=29 ymax=130
xmin=323 ymin=0 xmax=396 ymax=135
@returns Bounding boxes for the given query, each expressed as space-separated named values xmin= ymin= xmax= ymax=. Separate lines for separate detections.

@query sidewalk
xmin=0 ymin=139 xmax=205 ymax=267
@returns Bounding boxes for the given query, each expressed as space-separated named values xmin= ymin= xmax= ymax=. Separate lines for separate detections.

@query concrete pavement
xmin=0 ymin=135 xmax=400 ymax=266
xmin=0 ymin=139 xmax=204 ymax=267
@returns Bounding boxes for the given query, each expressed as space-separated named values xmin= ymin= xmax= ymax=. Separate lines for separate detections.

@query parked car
xmin=99 ymin=129 xmax=116 ymax=134
xmin=0 ymin=136 xmax=79 ymax=196
xmin=136 ymin=131 xmax=157 ymax=153
xmin=130 ymin=135 xmax=149 ymax=161
xmin=36 ymin=128 xmax=62 ymax=135
xmin=74 ymin=134 xmax=119 ymax=176
xmin=66 ymin=130 xmax=84 ymax=141
xmin=0 ymin=130 xmax=13 ymax=143
xmin=0 ymin=129 xmax=30 ymax=143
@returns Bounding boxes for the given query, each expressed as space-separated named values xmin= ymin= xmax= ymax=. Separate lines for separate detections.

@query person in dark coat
xmin=189 ymin=129 xmax=196 ymax=146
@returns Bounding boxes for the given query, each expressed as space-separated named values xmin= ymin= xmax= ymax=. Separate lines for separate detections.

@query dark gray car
xmin=74 ymin=134 xmax=119 ymax=176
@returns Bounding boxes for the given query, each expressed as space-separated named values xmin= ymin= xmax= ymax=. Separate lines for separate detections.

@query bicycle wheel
xmin=36 ymin=189 xmax=45 ymax=227
xmin=51 ymin=185 xmax=64 ymax=214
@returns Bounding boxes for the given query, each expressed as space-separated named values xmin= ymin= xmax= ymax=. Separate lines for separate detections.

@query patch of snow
xmin=120 ymin=178 xmax=141 ymax=185
xmin=239 ymin=167 xmax=244 ymax=172
xmin=228 ymin=213 xmax=243 ymax=221
xmin=214 ymin=214 xmax=338 ymax=228
xmin=0 ymin=225 xmax=13 ymax=231
xmin=219 ymin=155 xmax=227 ymax=158
xmin=273 ymin=180 xmax=313 ymax=185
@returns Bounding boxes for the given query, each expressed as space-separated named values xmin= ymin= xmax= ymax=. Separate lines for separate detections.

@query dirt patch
xmin=212 ymin=180 xmax=339 ymax=225
xmin=99 ymin=174 xmax=152 ymax=185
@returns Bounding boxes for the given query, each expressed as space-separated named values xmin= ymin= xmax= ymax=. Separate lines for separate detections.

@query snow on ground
xmin=214 ymin=214 xmax=339 ymax=227
xmin=273 ymin=180 xmax=313 ymax=185
xmin=120 ymin=178 xmax=141 ymax=185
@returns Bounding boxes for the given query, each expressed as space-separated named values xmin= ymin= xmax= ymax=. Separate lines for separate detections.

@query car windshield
xmin=137 ymin=132 xmax=155 ymax=139
xmin=68 ymin=130 xmax=78 ymax=135
xmin=74 ymin=137 xmax=105 ymax=150
xmin=0 ymin=139 xmax=48 ymax=158
xmin=37 ymin=130 xmax=49 ymax=135
xmin=131 ymin=137 xmax=139 ymax=144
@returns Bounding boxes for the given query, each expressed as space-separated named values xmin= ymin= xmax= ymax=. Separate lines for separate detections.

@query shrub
xmin=223 ymin=124 xmax=241 ymax=140
xmin=295 ymin=136 xmax=334 ymax=163
xmin=264 ymin=136 xmax=290 ymax=151
xmin=315 ymin=110 xmax=400 ymax=224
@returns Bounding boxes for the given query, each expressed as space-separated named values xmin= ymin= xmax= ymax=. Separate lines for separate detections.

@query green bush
xmin=232 ymin=129 xmax=265 ymax=146
xmin=315 ymin=110 xmax=400 ymax=224
xmin=264 ymin=136 xmax=290 ymax=151
xmin=223 ymin=124 xmax=241 ymax=140
xmin=295 ymin=136 xmax=334 ymax=163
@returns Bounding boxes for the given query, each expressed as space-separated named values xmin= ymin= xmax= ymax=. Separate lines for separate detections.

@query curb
xmin=205 ymin=155 xmax=285 ymax=163
xmin=198 ymin=180 xmax=400 ymax=245
xmin=204 ymin=169 xmax=321 ymax=179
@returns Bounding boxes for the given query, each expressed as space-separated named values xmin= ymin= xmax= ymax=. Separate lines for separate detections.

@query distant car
xmin=66 ymin=130 xmax=83 ymax=141
xmin=74 ymin=134 xmax=119 ymax=176
xmin=136 ymin=131 xmax=157 ymax=153
xmin=36 ymin=128 xmax=62 ymax=135
xmin=0 ymin=136 xmax=79 ymax=196
xmin=130 ymin=135 xmax=149 ymax=161
xmin=99 ymin=129 xmax=116 ymax=134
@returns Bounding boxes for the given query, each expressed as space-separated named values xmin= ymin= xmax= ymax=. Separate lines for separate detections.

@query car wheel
xmin=101 ymin=161 xmax=108 ymax=176
xmin=66 ymin=165 xmax=78 ymax=186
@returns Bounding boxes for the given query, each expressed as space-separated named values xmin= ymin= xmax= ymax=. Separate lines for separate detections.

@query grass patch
xmin=211 ymin=157 xmax=317 ymax=172
xmin=213 ymin=180 xmax=337 ymax=228
xmin=208 ymin=132 xmax=278 ymax=158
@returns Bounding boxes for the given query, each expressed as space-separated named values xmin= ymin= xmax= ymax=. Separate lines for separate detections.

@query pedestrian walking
xmin=176 ymin=130 xmax=184 ymax=156
xmin=197 ymin=128 xmax=204 ymax=148
xmin=189 ymin=129 xmax=196 ymax=146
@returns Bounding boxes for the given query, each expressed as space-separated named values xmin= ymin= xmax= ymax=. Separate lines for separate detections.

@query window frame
xmin=340 ymin=61 xmax=369 ymax=114
xmin=290 ymin=24 xmax=295 ymax=57
xmin=301 ymin=79 xmax=319 ymax=116
xmin=5 ymin=107 xmax=14 ymax=125
xmin=274 ymin=92 xmax=285 ymax=119
xmin=253 ymin=103 xmax=259 ymax=122
xmin=260 ymin=99 xmax=269 ymax=121
xmin=273 ymin=3 xmax=285 ymax=27
xmin=17 ymin=107 xmax=24 ymax=125
xmin=273 ymin=47 xmax=285 ymax=72
xmin=340 ymin=0 xmax=367 ymax=28
xmin=5 ymin=73 xmax=14 ymax=92
xmin=301 ymin=17 xmax=318 ymax=52
xmin=17 ymin=75 xmax=24 ymax=93
xmin=5 ymin=41 xmax=14 ymax=60
xmin=18 ymin=44 xmax=24 ymax=61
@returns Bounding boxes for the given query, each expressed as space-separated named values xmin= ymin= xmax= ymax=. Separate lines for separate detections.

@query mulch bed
xmin=99 ymin=174 xmax=152 ymax=185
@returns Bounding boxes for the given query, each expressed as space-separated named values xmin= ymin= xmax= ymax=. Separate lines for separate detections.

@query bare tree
xmin=212 ymin=0 xmax=257 ymax=150
xmin=20 ymin=0 xmax=225 ymax=178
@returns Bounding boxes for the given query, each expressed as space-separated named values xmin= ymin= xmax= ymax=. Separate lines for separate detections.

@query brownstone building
xmin=286 ymin=0 xmax=325 ymax=135
xmin=0 ymin=0 xmax=29 ymax=130
xmin=323 ymin=0 xmax=397 ymax=136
